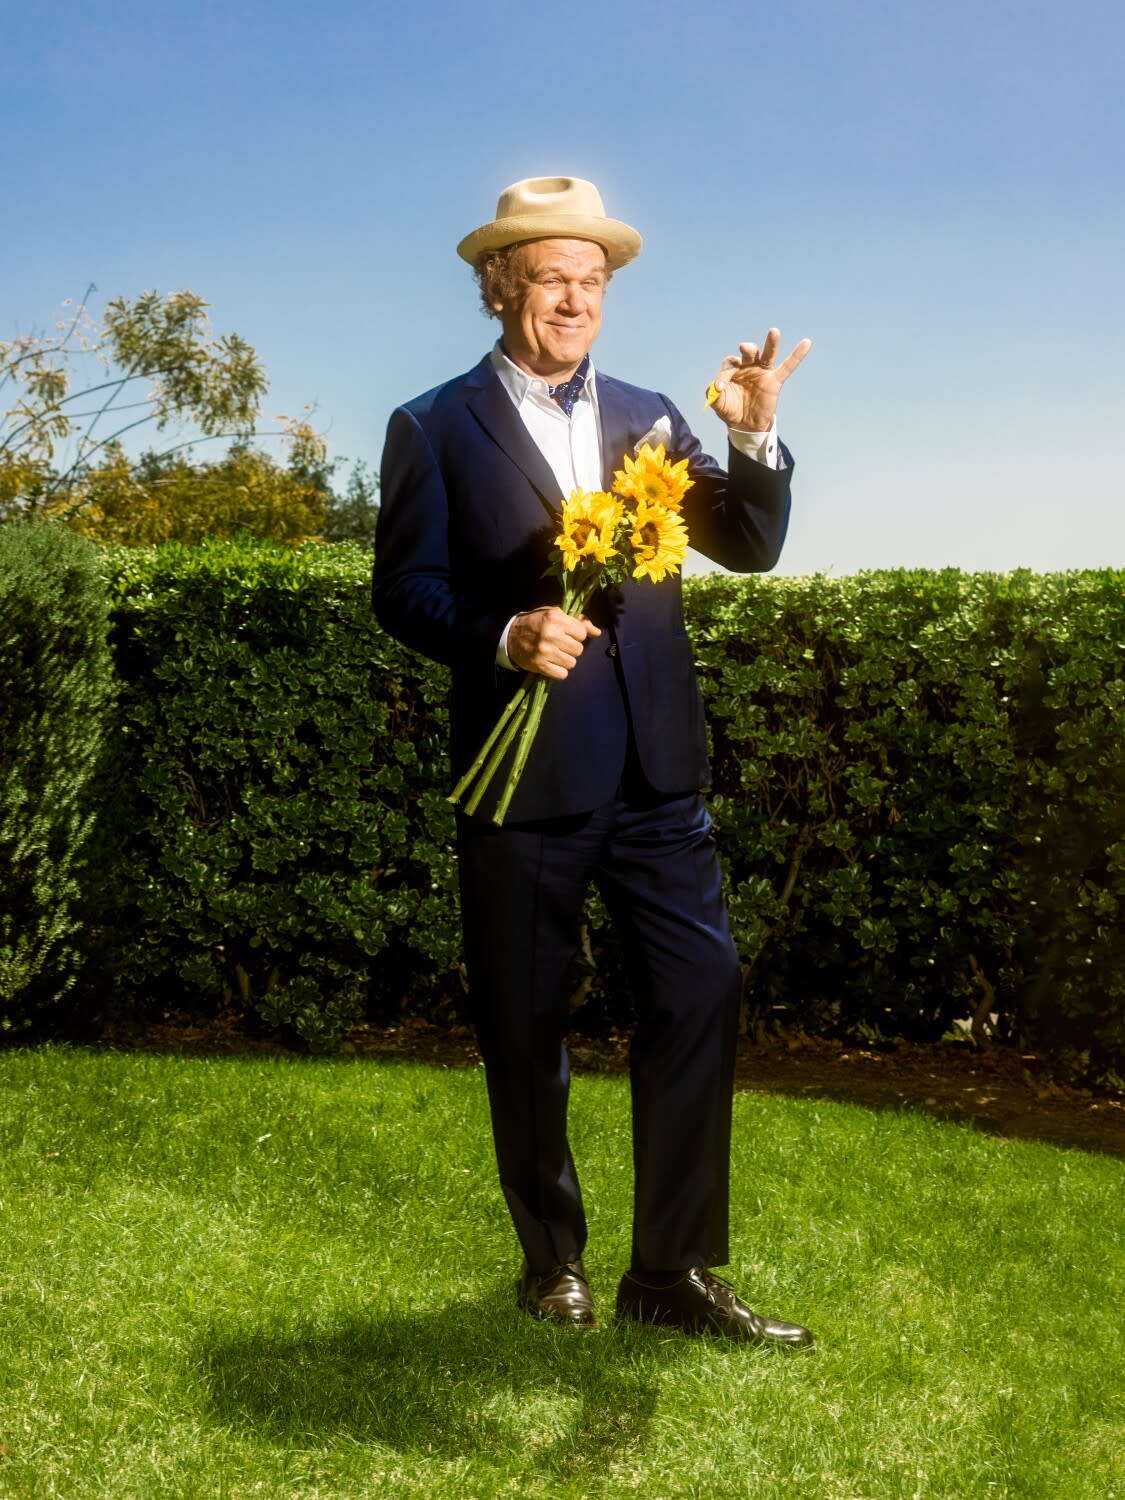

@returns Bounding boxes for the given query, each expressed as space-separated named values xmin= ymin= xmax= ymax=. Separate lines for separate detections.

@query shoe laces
xmin=696 ymin=1269 xmax=737 ymax=1307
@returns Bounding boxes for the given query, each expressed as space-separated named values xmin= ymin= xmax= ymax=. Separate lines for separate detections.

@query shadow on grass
xmin=200 ymin=1295 xmax=668 ymax=1474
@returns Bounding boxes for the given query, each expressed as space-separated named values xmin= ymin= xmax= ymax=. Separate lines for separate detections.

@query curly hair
xmin=472 ymin=242 xmax=612 ymax=319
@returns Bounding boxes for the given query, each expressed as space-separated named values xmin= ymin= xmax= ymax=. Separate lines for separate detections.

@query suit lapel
xmin=596 ymin=374 xmax=640 ymax=492
xmin=466 ymin=362 xmax=564 ymax=519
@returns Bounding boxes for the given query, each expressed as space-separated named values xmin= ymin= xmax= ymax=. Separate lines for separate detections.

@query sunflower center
xmin=571 ymin=520 xmax=595 ymax=547
xmin=640 ymin=521 xmax=660 ymax=548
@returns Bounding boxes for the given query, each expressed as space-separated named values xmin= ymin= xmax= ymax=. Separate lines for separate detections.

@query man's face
xmin=492 ymin=238 xmax=608 ymax=380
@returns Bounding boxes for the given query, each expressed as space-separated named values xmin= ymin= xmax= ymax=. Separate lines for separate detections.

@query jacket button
xmin=607 ymin=643 xmax=618 ymax=657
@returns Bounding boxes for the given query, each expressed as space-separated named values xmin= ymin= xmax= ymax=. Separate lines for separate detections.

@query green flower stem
xmin=563 ymin=573 xmax=600 ymax=617
xmin=447 ymin=673 xmax=532 ymax=808
xmin=461 ymin=688 xmax=532 ymax=817
xmin=492 ymin=675 xmax=550 ymax=826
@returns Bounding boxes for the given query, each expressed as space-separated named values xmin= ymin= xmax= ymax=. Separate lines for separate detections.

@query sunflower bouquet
xmin=449 ymin=442 xmax=693 ymax=825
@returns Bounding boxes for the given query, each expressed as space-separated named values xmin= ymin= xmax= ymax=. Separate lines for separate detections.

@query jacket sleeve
xmin=662 ymin=396 xmax=794 ymax=574
xmin=371 ymin=406 xmax=509 ymax=673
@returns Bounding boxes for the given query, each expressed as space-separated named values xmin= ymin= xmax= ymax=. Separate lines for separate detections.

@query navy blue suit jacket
xmin=372 ymin=354 xmax=793 ymax=822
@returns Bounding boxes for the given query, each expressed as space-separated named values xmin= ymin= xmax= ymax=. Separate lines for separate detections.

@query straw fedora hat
xmin=457 ymin=176 xmax=642 ymax=270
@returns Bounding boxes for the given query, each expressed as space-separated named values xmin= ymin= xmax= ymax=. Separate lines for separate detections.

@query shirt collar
xmin=489 ymin=341 xmax=597 ymax=408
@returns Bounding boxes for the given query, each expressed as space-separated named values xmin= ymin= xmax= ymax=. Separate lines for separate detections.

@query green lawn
xmin=0 ymin=1045 xmax=1121 ymax=1499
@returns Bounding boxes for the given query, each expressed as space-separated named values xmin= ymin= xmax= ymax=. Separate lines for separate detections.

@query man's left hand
xmin=709 ymin=328 xmax=811 ymax=433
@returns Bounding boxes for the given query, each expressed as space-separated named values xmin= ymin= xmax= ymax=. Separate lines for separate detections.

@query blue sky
xmin=3 ymin=0 xmax=1122 ymax=574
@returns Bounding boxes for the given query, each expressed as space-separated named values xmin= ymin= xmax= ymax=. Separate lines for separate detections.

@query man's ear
xmin=484 ymin=273 xmax=506 ymax=315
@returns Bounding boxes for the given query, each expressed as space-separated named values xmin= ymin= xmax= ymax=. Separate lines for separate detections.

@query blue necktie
xmin=547 ymin=356 xmax=590 ymax=418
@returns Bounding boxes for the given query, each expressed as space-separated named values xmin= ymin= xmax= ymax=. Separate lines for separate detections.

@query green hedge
xmin=0 ymin=524 xmax=116 ymax=1028
xmin=102 ymin=538 xmax=457 ymax=1048
xmin=689 ymin=569 xmax=1125 ymax=1076
xmin=79 ymin=543 xmax=1125 ymax=1076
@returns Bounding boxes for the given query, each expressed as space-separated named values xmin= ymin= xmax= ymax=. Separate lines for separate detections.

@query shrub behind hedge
xmin=0 ymin=524 xmax=116 ymax=1028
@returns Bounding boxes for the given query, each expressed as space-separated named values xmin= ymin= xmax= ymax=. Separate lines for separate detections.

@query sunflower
xmin=629 ymin=500 xmax=689 ymax=583
xmin=555 ymin=489 xmax=623 ymax=572
xmin=613 ymin=442 xmax=694 ymax=511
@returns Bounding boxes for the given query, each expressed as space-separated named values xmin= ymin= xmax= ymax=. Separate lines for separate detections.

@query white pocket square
xmin=634 ymin=416 xmax=672 ymax=453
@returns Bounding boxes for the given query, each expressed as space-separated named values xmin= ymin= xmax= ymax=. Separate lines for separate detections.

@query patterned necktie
xmin=547 ymin=356 xmax=590 ymax=418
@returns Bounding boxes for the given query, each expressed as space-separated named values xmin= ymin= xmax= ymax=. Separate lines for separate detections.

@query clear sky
xmin=3 ymin=0 xmax=1122 ymax=575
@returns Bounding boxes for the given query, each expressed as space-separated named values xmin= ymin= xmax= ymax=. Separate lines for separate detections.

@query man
xmin=373 ymin=177 xmax=813 ymax=1345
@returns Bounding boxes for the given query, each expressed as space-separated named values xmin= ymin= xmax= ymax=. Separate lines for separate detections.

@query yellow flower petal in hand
xmin=705 ymin=381 xmax=721 ymax=407
xmin=555 ymin=488 xmax=622 ymax=571
xmin=629 ymin=500 xmax=689 ymax=583
xmin=613 ymin=443 xmax=695 ymax=511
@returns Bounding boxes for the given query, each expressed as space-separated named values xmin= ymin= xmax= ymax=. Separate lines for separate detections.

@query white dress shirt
xmin=489 ymin=342 xmax=783 ymax=666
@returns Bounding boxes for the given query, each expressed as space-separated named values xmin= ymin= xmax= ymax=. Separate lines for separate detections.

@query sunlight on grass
xmin=0 ymin=1046 xmax=1122 ymax=1498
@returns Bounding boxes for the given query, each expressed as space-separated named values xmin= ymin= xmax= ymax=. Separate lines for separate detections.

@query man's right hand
xmin=507 ymin=607 xmax=601 ymax=680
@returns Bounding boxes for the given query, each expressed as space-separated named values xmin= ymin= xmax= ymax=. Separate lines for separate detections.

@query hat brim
xmin=457 ymin=213 xmax=642 ymax=271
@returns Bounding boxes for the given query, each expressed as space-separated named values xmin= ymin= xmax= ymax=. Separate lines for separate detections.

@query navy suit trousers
xmin=456 ymin=775 xmax=743 ymax=1273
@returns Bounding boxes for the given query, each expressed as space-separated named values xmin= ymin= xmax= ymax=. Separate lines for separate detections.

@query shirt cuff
xmin=728 ymin=420 xmax=782 ymax=470
xmin=496 ymin=615 xmax=519 ymax=670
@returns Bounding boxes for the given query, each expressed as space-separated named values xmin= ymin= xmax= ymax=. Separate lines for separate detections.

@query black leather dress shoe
xmin=616 ymin=1267 xmax=814 ymax=1347
xmin=518 ymin=1260 xmax=596 ymax=1326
